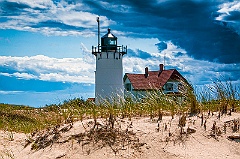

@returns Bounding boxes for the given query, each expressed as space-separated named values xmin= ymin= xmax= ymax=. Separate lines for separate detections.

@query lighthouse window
xmin=108 ymin=39 xmax=116 ymax=45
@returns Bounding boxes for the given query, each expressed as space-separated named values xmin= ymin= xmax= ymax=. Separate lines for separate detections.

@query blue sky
xmin=0 ymin=0 xmax=240 ymax=107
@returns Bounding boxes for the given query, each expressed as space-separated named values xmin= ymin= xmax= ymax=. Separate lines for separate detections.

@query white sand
xmin=0 ymin=112 xmax=239 ymax=159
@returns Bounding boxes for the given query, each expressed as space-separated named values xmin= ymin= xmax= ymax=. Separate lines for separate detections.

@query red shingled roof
xmin=124 ymin=69 xmax=185 ymax=90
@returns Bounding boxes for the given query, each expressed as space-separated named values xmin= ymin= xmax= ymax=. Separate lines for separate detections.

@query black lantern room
xmin=101 ymin=28 xmax=117 ymax=52
xmin=92 ymin=28 xmax=127 ymax=56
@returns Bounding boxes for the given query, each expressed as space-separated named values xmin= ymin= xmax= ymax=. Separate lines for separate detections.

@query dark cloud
xmin=213 ymin=65 xmax=240 ymax=82
xmin=86 ymin=0 xmax=240 ymax=64
xmin=0 ymin=1 xmax=30 ymax=16
xmin=174 ymin=52 xmax=185 ymax=57
xmin=223 ymin=11 xmax=240 ymax=22
xmin=1 ymin=0 xmax=240 ymax=64
xmin=0 ymin=0 xmax=49 ymax=13
xmin=155 ymin=42 xmax=167 ymax=52
xmin=127 ymin=49 xmax=152 ymax=59
xmin=32 ymin=20 xmax=86 ymax=31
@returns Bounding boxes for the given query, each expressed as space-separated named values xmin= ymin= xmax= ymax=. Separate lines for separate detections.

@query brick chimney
xmin=145 ymin=67 xmax=148 ymax=78
xmin=160 ymin=64 xmax=164 ymax=72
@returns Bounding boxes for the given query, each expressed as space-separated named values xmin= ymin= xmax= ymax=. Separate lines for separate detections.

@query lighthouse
xmin=92 ymin=28 xmax=127 ymax=105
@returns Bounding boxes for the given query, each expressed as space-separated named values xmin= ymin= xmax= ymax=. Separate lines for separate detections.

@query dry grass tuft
xmin=24 ymin=117 xmax=144 ymax=155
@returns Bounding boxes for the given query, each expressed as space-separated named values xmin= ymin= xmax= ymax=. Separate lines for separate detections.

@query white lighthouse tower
xmin=92 ymin=28 xmax=127 ymax=105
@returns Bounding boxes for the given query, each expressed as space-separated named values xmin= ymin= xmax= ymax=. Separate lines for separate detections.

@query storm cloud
xmin=1 ymin=0 xmax=240 ymax=64
xmin=85 ymin=0 xmax=240 ymax=64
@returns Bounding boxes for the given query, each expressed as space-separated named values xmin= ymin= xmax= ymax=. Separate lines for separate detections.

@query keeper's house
xmin=123 ymin=64 xmax=190 ymax=99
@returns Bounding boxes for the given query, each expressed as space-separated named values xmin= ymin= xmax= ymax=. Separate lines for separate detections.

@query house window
xmin=125 ymin=83 xmax=131 ymax=91
xmin=165 ymin=83 xmax=173 ymax=91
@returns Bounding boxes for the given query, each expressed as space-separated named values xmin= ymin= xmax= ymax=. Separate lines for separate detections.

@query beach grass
xmin=0 ymin=80 xmax=239 ymax=134
xmin=0 ymin=103 xmax=63 ymax=133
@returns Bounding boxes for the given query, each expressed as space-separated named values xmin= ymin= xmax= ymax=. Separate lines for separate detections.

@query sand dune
xmin=1 ymin=112 xmax=239 ymax=159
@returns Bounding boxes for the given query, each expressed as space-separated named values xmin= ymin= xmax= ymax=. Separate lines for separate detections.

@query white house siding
xmin=124 ymin=77 xmax=182 ymax=100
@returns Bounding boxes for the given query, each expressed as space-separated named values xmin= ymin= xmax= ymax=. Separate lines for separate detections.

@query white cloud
xmin=1 ymin=0 xmax=114 ymax=36
xmin=217 ymin=1 xmax=240 ymax=15
xmin=8 ymin=0 xmax=54 ymax=9
xmin=13 ymin=72 xmax=37 ymax=80
xmin=0 ymin=53 xmax=96 ymax=83
xmin=97 ymin=1 xmax=131 ymax=13
xmin=39 ymin=73 xmax=93 ymax=83
xmin=0 ymin=72 xmax=12 ymax=77
xmin=57 ymin=11 xmax=110 ymax=28
xmin=0 ymin=37 xmax=239 ymax=88
xmin=0 ymin=90 xmax=24 ymax=95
